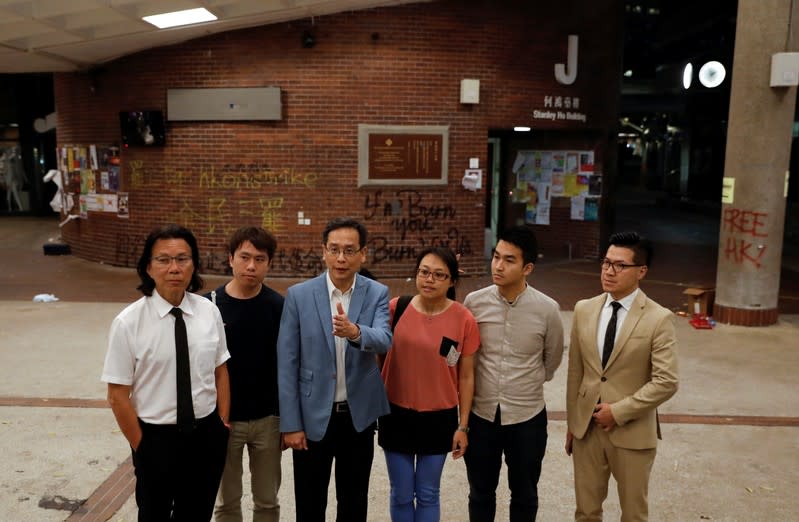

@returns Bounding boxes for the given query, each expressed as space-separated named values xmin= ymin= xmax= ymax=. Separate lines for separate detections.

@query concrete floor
xmin=1 ymin=216 xmax=798 ymax=521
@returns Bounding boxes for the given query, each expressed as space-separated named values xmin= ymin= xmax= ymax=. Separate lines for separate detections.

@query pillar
xmin=714 ymin=0 xmax=799 ymax=326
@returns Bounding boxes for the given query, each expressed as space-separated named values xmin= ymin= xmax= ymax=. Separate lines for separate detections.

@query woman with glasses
xmin=378 ymin=247 xmax=480 ymax=522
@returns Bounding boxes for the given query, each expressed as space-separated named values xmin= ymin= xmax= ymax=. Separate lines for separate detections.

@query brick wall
xmin=54 ymin=0 xmax=622 ymax=277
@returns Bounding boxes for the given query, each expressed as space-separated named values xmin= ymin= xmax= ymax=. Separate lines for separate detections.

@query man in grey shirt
xmin=463 ymin=226 xmax=564 ymax=521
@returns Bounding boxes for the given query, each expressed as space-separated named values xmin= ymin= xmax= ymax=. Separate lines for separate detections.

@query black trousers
xmin=292 ymin=406 xmax=376 ymax=522
xmin=132 ymin=411 xmax=229 ymax=522
xmin=464 ymin=407 xmax=548 ymax=522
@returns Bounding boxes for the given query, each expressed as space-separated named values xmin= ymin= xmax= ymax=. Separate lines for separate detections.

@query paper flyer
xmin=588 ymin=175 xmax=602 ymax=196
xmin=579 ymin=151 xmax=594 ymax=172
xmin=89 ymin=145 xmax=98 ymax=170
xmin=535 ymin=201 xmax=550 ymax=225
xmin=118 ymin=192 xmax=129 ymax=219
xmin=584 ymin=197 xmax=599 ymax=222
xmin=109 ymin=166 xmax=120 ymax=192
xmin=80 ymin=169 xmax=92 ymax=194
xmin=86 ymin=194 xmax=103 ymax=211
xmin=566 ymin=152 xmax=579 ymax=175
xmin=79 ymin=195 xmax=88 ymax=219
xmin=512 ymin=151 xmax=526 ymax=173
xmin=570 ymin=195 xmax=585 ymax=221
xmin=564 ymin=174 xmax=578 ymax=196
xmin=551 ymin=173 xmax=565 ymax=196
xmin=103 ymin=194 xmax=119 ymax=212
xmin=577 ymin=174 xmax=590 ymax=195
xmin=525 ymin=202 xmax=537 ymax=224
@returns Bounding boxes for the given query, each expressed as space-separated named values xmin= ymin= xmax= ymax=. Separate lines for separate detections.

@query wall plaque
xmin=358 ymin=124 xmax=449 ymax=186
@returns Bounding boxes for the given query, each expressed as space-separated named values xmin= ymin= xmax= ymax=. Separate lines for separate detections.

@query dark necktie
xmin=601 ymin=301 xmax=622 ymax=368
xmin=170 ymin=307 xmax=195 ymax=432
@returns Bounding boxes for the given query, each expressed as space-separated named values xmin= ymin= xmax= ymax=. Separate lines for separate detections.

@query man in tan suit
xmin=565 ymin=231 xmax=678 ymax=521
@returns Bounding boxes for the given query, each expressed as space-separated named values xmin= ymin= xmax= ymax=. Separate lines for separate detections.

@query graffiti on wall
xmin=273 ymin=247 xmax=324 ymax=275
xmin=115 ymin=232 xmax=144 ymax=265
xmin=363 ymin=189 xmax=472 ymax=264
xmin=129 ymin=161 xmax=319 ymax=190
xmin=722 ymin=208 xmax=768 ymax=268
xmin=176 ymin=197 xmax=285 ymax=235
xmin=199 ymin=165 xmax=318 ymax=190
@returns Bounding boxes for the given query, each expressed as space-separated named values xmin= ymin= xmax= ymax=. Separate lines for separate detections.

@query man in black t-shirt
xmin=207 ymin=227 xmax=284 ymax=522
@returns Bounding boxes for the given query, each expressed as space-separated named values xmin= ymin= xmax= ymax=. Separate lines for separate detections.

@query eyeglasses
xmin=325 ymin=246 xmax=363 ymax=258
xmin=416 ymin=268 xmax=450 ymax=281
xmin=151 ymin=255 xmax=193 ymax=267
xmin=600 ymin=259 xmax=643 ymax=274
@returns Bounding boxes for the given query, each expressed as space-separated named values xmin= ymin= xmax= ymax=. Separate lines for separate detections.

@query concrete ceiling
xmin=0 ymin=0 xmax=425 ymax=73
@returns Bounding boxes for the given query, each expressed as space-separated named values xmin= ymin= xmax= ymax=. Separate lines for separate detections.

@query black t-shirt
xmin=205 ymin=284 xmax=284 ymax=422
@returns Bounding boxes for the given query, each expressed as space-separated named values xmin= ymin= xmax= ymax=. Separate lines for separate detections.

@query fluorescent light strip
xmin=143 ymin=8 xmax=217 ymax=29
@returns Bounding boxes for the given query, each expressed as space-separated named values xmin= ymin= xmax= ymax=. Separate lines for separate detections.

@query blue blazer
xmin=277 ymin=272 xmax=392 ymax=441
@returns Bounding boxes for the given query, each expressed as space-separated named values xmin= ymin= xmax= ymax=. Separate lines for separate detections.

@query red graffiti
xmin=724 ymin=236 xmax=766 ymax=268
xmin=722 ymin=208 xmax=768 ymax=237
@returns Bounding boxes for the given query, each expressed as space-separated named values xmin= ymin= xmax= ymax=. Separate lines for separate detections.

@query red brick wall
xmin=54 ymin=0 xmax=622 ymax=277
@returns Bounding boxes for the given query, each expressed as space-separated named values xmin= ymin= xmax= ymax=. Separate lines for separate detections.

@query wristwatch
xmin=456 ymin=425 xmax=470 ymax=433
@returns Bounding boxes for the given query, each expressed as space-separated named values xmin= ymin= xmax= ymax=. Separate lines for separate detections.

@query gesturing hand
xmin=333 ymin=301 xmax=360 ymax=340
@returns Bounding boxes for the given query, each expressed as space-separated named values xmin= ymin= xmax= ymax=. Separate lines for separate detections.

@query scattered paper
xmin=32 ymin=294 xmax=59 ymax=303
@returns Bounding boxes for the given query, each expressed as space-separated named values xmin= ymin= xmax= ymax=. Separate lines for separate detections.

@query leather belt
xmin=333 ymin=401 xmax=349 ymax=413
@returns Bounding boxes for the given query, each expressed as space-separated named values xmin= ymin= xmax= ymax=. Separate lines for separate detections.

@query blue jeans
xmin=464 ymin=408 xmax=548 ymax=522
xmin=384 ymin=451 xmax=448 ymax=522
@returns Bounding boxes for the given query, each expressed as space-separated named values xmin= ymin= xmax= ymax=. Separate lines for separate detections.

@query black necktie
xmin=170 ymin=307 xmax=195 ymax=433
xmin=601 ymin=301 xmax=622 ymax=368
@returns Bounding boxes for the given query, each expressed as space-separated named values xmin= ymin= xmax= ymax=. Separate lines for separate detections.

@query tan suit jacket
xmin=566 ymin=290 xmax=678 ymax=450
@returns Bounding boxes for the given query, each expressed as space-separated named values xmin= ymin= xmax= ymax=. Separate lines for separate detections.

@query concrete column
xmin=715 ymin=0 xmax=799 ymax=325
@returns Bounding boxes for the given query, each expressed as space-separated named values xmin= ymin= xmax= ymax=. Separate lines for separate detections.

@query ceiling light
xmin=514 ymin=126 xmax=531 ymax=132
xmin=683 ymin=63 xmax=693 ymax=89
xmin=143 ymin=8 xmax=217 ymax=29
xmin=698 ymin=61 xmax=726 ymax=88
xmin=624 ymin=69 xmax=633 ymax=77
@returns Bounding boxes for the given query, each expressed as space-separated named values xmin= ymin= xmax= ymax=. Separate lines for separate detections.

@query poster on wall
xmin=514 ymin=149 xmax=599 ymax=208
xmin=103 ymin=194 xmax=119 ymax=212
xmin=86 ymin=194 xmax=103 ymax=211
xmin=550 ymin=172 xmax=564 ymax=196
xmin=570 ymin=195 xmax=585 ymax=220
xmin=80 ymin=169 xmax=93 ymax=194
xmin=588 ymin=175 xmax=602 ymax=196
xmin=584 ymin=197 xmax=599 ymax=222
xmin=118 ymin=192 xmax=129 ymax=219
xmin=89 ymin=145 xmax=98 ymax=170
xmin=535 ymin=182 xmax=551 ymax=225
xmin=60 ymin=143 xmax=123 ymax=218
xmin=566 ymin=152 xmax=579 ymax=175
xmin=580 ymin=151 xmax=594 ymax=173
xmin=109 ymin=166 xmax=120 ymax=191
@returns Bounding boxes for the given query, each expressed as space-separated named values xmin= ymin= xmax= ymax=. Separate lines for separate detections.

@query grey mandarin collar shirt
xmin=464 ymin=284 xmax=565 ymax=425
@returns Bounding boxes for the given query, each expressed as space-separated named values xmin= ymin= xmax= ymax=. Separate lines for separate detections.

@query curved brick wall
xmin=54 ymin=0 xmax=621 ymax=277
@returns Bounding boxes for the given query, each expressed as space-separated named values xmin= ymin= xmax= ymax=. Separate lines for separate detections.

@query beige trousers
xmin=572 ymin=424 xmax=656 ymax=522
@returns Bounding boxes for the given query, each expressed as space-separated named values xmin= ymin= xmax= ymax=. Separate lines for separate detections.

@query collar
xmin=325 ymin=271 xmax=357 ymax=299
xmin=603 ymin=287 xmax=639 ymax=311
xmin=492 ymin=283 xmax=529 ymax=306
xmin=151 ymin=288 xmax=193 ymax=318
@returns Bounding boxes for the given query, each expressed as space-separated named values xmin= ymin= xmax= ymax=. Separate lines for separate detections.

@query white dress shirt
xmin=102 ymin=289 xmax=230 ymax=424
xmin=326 ymin=272 xmax=357 ymax=402
xmin=596 ymin=288 xmax=640 ymax=361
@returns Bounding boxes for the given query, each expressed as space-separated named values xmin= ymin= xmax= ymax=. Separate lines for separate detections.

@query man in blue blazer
xmin=278 ymin=217 xmax=392 ymax=522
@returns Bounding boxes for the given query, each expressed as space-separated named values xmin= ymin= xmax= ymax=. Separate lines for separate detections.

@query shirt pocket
xmin=193 ymin=335 xmax=221 ymax=386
